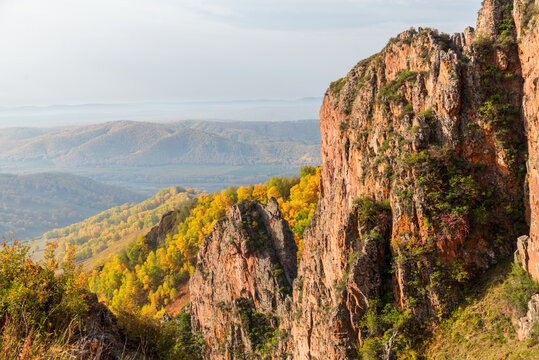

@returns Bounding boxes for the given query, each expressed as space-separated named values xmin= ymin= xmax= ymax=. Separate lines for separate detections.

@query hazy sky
xmin=0 ymin=0 xmax=482 ymax=107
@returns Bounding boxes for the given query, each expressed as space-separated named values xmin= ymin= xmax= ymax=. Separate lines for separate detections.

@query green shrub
xmin=503 ymin=263 xmax=539 ymax=316
xmin=235 ymin=298 xmax=278 ymax=352
xmin=419 ymin=108 xmax=433 ymax=119
xmin=330 ymin=78 xmax=346 ymax=94
xmin=400 ymin=103 xmax=414 ymax=119
xmin=353 ymin=197 xmax=391 ymax=227
xmin=358 ymin=338 xmax=382 ymax=360
xmin=358 ymin=300 xmax=417 ymax=359
xmin=473 ymin=34 xmax=494 ymax=61
xmin=0 ymin=238 xmax=88 ymax=337
xmin=378 ymin=70 xmax=417 ymax=105
xmin=116 ymin=309 xmax=203 ymax=359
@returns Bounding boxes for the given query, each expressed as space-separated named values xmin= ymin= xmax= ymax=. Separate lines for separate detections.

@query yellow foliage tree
xmin=87 ymin=166 xmax=320 ymax=316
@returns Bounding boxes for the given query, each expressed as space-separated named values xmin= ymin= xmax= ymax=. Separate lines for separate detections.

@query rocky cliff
xmin=190 ymin=198 xmax=297 ymax=359
xmin=514 ymin=0 xmax=539 ymax=281
xmin=293 ymin=0 xmax=529 ymax=357
xmin=190 ymin=0 xmax=539 ymax=358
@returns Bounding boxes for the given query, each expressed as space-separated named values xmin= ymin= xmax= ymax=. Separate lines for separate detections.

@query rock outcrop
xmin=190 ymin=1 xmax=539 ymax=358
xmin=145 ymin=199 xmax=199 ymax=250
xmin=517 ymin=293 xmax=539 ymax=340
xmin=190 ymin=198 xmax=297 ymax=359
xmin=293 ymin=0 xmax=526 ymax=359
xmin=514 ymin=0 xmax=539 ymax=281
xmin=292 ymin=0 xmax=529 ymax=358
xmin=515 ymin=235 xmax=531 ymax=270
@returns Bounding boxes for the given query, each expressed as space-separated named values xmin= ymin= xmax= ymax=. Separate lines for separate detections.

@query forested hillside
xmin=87 ymin=166 xmax=320 ymax=316
xmin=3 ymin=1 xmax=539 ymax=358
xmin=42 ymin=186 xmax=200 ymax=269
xmin=0 ymin=168 xmax=320 ymax=359
xmin=0 ymin=173 xmax=144 ymax=240
xmin=0 ymin=238 xmax=202 ymax=359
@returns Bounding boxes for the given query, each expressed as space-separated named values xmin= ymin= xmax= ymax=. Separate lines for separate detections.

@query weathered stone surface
xmin=190 ymin=1 xmax=539 ymax=358
xmin=145 ymin=210 xmax=181 ymax=249
xmin=514 ymin=0 xmax=539 ymax=281
xmin=517 ymin=294 xmax=539 ymax=340
xmin=190 ymin=198 xmax=297 ymax=359
xmin=73 ymin=292 xmax=125 ymax=360
xmin=292 ymin=1 xmax=527 ymax=358
xmin=515 ymin=235 xmax=530 ymax=270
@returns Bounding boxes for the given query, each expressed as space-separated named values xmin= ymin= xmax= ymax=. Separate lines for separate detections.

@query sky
xmin=0 ymin=0 xmax=483 ymax=107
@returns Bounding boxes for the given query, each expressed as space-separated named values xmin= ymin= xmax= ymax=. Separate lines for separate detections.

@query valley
xmin=0 ymin=172 xmax=145 ymax=240
xmin=0 ymin=119 xmax=321 ymax=241
xmin=0 ymin=119 xmax=321 ymax=194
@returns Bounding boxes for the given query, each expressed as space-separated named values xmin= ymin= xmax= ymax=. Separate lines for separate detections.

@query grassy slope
xmin=425 ymin=261 xmax=539 ymax=359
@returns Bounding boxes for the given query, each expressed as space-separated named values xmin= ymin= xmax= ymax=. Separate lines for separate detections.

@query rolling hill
xmin=0 ymin=120 xmax=321 ymax=193
xmin=0 ymin=172 xmax=145 ymax=240
xmin=0 ymin=120 xmax=320 ymax=167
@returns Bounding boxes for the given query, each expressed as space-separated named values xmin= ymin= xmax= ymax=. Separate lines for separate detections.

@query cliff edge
xmin=189 ymin=1 xmax=539 ymax=358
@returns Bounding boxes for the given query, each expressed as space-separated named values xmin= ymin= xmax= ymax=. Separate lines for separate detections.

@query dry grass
xmin=425 ymin=262 xmax=539 ymax=359
xmin=1 ymin=318 xmax=78 ymax=360
xmin=164 ymin=283 xmax=190 ymax=317
xmin=0 ymin=319 xmax=144 ymax=360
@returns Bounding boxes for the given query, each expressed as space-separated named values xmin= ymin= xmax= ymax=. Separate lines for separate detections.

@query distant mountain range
xmin=0 ymin=119 xmax=321 ymax=239
xmin=0 ymin=172 xmax=145 ymax=240
xmin=0 ymin=120 xmax=321 ymax=193
xmin=0 ymin=120 xmax=320 ymax=167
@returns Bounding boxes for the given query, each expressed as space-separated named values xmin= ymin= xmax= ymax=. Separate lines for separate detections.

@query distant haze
xmin=0 ymin=0 xmax=482 ymax=125
xmin=0 ymin=99 xmax=322 ymax=128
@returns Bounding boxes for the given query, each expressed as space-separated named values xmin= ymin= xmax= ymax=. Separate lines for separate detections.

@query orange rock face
xmin=292 ymin=1 xmax=527 ymax=358
xmin=514 ymin=0 xmax=539 ymax=281
xmin=190 ymin=1 xmax=539 ymax=358
xmin=190 ymin=199 xmax=297 ymax=359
